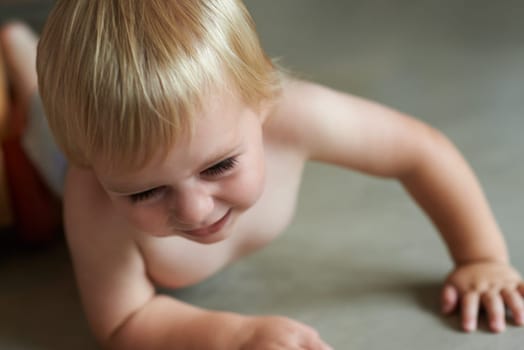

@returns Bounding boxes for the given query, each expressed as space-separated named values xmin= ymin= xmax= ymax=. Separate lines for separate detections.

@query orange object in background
xmin=0 ymin=44 xmax=11 ymax=228
xmin=0 ymin=30 xmax=61 ymax=245
xmin=0 ymin=98 xmax=62 ymax=244
xmin=0 ymin=150 xmax=12 ymax=227
xmin=2 ymin=138 xmax=62 ymax=243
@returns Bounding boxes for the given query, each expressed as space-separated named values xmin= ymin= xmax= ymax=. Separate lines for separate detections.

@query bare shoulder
xmin=268 ymin=77 xmax=438 ymax=176
xmin=266 ymin=77 xmax=364 ymax=155
xmin=264 ymin=78 xmax=323 ymax=150
xmin=62 ymin=166 xmax=154 ymax=342
xmin=64 ymin=165 xmax=112 ymax=216
xmin=63 ymin=166 xmax=128 ymax=239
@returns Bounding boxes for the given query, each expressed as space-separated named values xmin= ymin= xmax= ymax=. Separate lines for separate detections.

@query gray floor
xmin=1 ymin=1 xmax=523 ymax=349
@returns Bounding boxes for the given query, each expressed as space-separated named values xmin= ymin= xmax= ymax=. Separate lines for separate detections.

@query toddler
xmin=1 ymin=1 xmax=523 ymax=349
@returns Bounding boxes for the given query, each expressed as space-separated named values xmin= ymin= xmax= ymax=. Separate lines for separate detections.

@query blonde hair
xmin=37 ymin=0 xmax=281 ymax=170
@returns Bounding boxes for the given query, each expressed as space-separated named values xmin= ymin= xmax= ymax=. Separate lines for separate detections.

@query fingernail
xmin=464 ymin=320 xmax=476 ymax=332
xmin=491 ymin=320 xmax=505 ymax=333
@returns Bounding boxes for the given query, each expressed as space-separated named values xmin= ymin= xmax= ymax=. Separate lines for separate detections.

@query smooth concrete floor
xmin=1 ymin=1 xmax=523 ymax=349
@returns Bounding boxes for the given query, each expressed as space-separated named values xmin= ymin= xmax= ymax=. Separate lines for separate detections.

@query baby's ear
xmin=257 ymin=99 xmax=275 ymax=124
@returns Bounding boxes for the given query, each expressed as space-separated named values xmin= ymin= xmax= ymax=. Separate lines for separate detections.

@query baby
xmin=0 ymin=0 xmax=522 ymax=349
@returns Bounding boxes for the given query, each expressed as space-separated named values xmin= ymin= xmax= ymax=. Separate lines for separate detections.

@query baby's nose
xmin=171 ymin=188 xmax=214 ymax=225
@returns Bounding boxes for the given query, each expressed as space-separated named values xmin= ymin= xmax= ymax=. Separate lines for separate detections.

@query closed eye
xmin=130 ymin=186 xmax=165 ymax=203
xmin=201 ymin=157 xmax=238 ymax=177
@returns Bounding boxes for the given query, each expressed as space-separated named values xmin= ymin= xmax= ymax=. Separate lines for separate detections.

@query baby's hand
xmin=239 ymin=316 xmax=333 ymax=350
xmin=441 ymin=261 xmax=524 ymax=332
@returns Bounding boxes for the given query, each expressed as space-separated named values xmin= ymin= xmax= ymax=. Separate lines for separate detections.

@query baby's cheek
xmin=228 ymin=167 xmax=266 ymax=210
xmin=118 ymin=203 xmax=168 ymax=234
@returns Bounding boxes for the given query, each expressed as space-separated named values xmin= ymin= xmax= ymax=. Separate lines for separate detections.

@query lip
xmin=181 ymin=210 xmax=232 ymax=237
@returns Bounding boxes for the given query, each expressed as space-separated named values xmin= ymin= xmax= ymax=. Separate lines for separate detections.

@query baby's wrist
xmin=454 ymin=255 xmax=509 ymax=267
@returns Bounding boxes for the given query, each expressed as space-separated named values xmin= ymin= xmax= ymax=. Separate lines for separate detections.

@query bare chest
xmin=136 ymin=146 xmax=306 ymax=289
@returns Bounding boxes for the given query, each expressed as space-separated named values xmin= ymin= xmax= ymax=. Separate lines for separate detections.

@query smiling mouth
xmin=181 ymin=210 xmax=232 ymax=237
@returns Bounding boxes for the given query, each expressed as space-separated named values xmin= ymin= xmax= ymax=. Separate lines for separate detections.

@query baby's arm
xmin=275 ymin=79 xmax=524 ymax=333
xmin=395 ymin=128 xmax=523 ymax=332
xmin=64 ymin=167 xmax=331 ymax=350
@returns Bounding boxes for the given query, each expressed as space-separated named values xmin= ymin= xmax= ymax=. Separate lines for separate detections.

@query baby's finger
xmin=481 ymin=292 xmax=506 ymax=332
xmin=501 ymin=288 xmax=524 ymax=326
xmin=441 ymin=284 xmax=458 ymax=315
xmin=461 ymin=292 xmax=480 ymax=332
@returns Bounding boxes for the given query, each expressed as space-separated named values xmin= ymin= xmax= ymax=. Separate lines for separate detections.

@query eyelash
xmin=130 ymin=187 xmax=164 ymax=203
xmin=129 ymin=157 xmax=238 ymax=203
xmin=201 ymin=157 xmax=238 ymax=177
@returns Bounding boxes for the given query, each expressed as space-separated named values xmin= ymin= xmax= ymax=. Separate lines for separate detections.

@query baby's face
xmin=94 ymin=92 xmax=267 ymax=244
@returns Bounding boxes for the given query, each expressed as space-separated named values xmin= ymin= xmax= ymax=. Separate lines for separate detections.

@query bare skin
xmin=2 ymin=21 xmax=523 ymax=349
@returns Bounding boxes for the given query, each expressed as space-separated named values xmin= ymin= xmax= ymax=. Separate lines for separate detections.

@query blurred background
xmin=1 ymin=1 xmax=523 ymax=349
xmin=0 ymin=0 xmax=52 ymax=29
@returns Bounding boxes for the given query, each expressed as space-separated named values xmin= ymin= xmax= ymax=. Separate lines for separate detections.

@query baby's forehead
xmin=94 ymin=100 xmax=250 ymax=184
